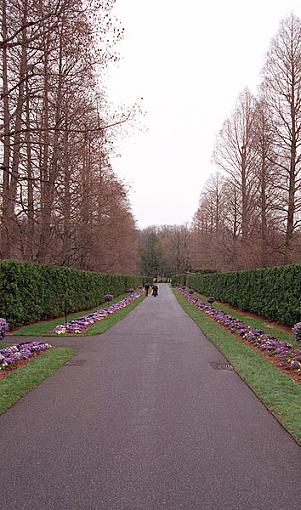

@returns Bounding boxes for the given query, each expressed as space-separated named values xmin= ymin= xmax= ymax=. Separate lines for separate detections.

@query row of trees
xmin=139 ymin=225 xmax=191 ymax=276
xmin=1 ymin=0 xmax=138 ymax=273
xmin=193 ymin=14 xmax=301 ymax=271
xmin=140 ymin=14 xmax=301 ymax=276
xmin=140 ymin=15 xmax=301 ymax=274
xmin=138 ymin=225 xmax=215 ymax=277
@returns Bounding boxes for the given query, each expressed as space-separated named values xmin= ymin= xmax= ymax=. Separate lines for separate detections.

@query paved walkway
xmin=2 ymin=284 xmax=301 ymax=509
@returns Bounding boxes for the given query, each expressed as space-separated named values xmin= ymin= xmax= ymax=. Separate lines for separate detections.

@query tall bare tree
xmin=253 ymin=99 xmax=283 ymax=266
xmin=214 ymin=89 xmax=258 ymax=246
xmin=261 ymin=13 xmax=301 ymax=261
xmin=0 ymin=0 xmax=139 ymax=273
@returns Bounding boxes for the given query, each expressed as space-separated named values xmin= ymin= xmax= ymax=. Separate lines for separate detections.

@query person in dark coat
xmin=144 ymin=282 xmax=150 ymax=296
xmin=152 ymin=278 xmax=158 ymax=297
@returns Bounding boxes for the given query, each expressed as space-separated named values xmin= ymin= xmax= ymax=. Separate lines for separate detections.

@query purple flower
xmin=0 ymin=318 xmax=9 ymax=340
xmin=51 ymin=289 xmax=144 ymax=335
xmin=292 ymin=322 xmax=301 ymax=343
xmin=178 ymin=286 xmax=301 ymax=375
xmin=103 ymin=294 xmax=114 ymax=302
xmin=0 ymin=341 xmax=52 ymax=371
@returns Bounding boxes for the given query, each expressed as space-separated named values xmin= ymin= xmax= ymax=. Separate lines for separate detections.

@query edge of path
xmin=173 ymin=287 xmax=301 ymax=447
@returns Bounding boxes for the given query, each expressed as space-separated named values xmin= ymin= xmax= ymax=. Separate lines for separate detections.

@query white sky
xmin=106 ymin=0 xmax=301 ymax=229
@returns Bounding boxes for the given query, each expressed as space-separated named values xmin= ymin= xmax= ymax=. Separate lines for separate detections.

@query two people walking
xmin=144 ymin=278 xmax=159 ymax=297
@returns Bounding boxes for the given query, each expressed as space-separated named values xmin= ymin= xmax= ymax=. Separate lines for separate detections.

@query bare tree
xmin=192 ymin=173 xmax=228 ymax=270
xmin=214 ymin=89 xmax=258 ymax=246
xmin=261 ymin=13 xmax=301 ymax=261
xmin=0 ymin=0 xmax=139 ymax=273
xmin=252 ymin=99 xmax=284 ymax=266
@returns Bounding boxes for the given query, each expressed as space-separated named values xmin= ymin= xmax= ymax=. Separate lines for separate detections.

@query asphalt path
xmin=1 ymin=284 xmax=301 ymax=509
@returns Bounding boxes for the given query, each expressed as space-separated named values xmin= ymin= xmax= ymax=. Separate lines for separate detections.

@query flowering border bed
xmin=0 ymin=341 xmax=52 ymax=377
xmin=51 ymin=290 xmax=144 ymax=334
xmin=178 ymin=287 xmax=301 ymax=380
xmin=0 ymin=318 xmax=9 ymax=340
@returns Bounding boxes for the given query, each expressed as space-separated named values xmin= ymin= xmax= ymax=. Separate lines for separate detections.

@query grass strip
xmin=12 ymin=293 xmax=143 ymax=337
xmin=173 ymin=288 xmax=301 ymax=445
xmin=81 ymin=295 xmax=145 ymax=335
xmin=0 ymin=347 xmax=75 ymax=414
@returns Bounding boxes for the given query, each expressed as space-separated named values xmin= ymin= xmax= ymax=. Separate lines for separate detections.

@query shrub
xmin=171 ymin=274 xmax=186 ymax=287
xmin=185 ymin=264 xmax=301 ymax=326
xmin=0 ymin=260 xmax=145 ymax=328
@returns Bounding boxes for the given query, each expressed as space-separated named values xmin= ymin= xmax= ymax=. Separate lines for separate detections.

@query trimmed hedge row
xmin=0 ymin=260 xmax=145 ymax=328
xmin=171 ymin=274 xmax=186 ymax=287
xmin=183 ymin=264 xmax=301 ymax=326
xmin=171 ymin=270 xmax=216 ymax=287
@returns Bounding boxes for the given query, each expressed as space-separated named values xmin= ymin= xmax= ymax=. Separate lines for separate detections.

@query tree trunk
xmin=6 ymin=0 xmax=29 ymax=258
xmin=1 ymin=0 xmax=11 ymax=258
xmin=285 ymin=93 xmax=296 ymax=261
xmin=38 ymin=28 xmax=50 ymax=262
xmin=25 ymin=79 xmax=35 ymax=260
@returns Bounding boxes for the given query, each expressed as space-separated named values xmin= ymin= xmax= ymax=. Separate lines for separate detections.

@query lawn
xmin=173 ymin=288 xmax=301 ymax=445
xmin=0 ymin=346 xmax=75 ymax=414
xmin=11 ymin=293 xmax=144 ymax=337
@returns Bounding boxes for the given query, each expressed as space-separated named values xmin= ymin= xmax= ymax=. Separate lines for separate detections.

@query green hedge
xmin=0 ymin=260 xmax=145 ymax=328
xmin=184 ymin=264 xmax=301 ymax=326
xmin=171 ymin=270 xmax=216 ymax=287
xmin=171 ymin=274 xmax=186 ymax=287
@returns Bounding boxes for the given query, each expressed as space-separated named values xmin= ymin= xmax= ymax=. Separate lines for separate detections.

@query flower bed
xmin=103 ymin=294 xmax=114 ymax=302
xmin=0 ymin=318 xmax=9 ymax=340
xmin=51 ymin=290 xmax=144 ymax=334
xmin=178 ymin=288 xmax=301 ymax=379
xmin=0 ymin=341 xmax=52 ymax=376
xmin=292 ymin=322 xmax=301 ymax=343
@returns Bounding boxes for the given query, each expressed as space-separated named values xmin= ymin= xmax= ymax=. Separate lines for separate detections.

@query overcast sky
xmin=106 ymin=0 xmax=301 ymax=229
